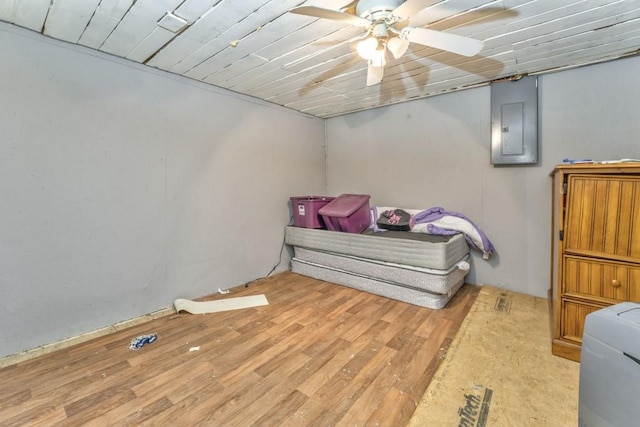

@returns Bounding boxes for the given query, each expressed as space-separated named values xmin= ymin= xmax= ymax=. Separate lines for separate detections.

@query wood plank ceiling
xmin=1 ymin=0 xmax=639 ymax=118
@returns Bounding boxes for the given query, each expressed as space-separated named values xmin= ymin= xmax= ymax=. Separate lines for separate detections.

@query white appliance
xmin=579 ymin=302 xmax=640 ymax=426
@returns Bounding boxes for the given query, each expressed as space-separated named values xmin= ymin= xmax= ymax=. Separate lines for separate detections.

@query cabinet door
xmin=564 ymin=175 xmax=640 ymax=261
xmin=561 ymin=299 xmax=607 ymax=344
xmin=563 ymin=256 xmax=640 ymax=302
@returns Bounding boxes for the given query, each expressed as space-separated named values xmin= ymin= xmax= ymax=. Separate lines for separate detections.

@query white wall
xmin=326 ymin=55 xmax=640 ymax=298
xmin=0 ymin=24 xmax=326 ymax=359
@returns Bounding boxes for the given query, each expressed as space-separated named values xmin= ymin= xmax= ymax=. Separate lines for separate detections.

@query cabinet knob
xmin=611 ymin=279 xmax=621 ymax=287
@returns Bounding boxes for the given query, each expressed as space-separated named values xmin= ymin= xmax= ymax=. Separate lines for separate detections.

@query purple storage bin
xmin=318 ymin=194 xmax=371 ymax=233
xmin=290 ymin=196 xmax=335 ymax=229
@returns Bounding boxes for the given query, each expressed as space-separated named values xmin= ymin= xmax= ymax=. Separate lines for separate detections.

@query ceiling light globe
xmin=387 ymin=36 xmax=409 ymax=59
xmin=357 ymin=37 xmax=378 ymax=60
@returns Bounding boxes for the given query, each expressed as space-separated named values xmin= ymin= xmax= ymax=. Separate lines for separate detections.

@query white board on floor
xmin=174 ymin=294 xmax=268 ymax=314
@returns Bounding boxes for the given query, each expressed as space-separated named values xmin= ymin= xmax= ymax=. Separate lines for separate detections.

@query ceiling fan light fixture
xmin=357 ymin=36 xmax=379 ymax=60
xmin=387 ymin=36 xmax=409 ymax=59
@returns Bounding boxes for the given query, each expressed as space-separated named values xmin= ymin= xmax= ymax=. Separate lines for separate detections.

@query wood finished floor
xmin=0 ymin=271 xmax=479 ymax=426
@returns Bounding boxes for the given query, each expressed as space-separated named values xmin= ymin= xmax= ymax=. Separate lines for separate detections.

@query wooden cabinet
xmin=550 ymin=164 xmax=640 ymax=362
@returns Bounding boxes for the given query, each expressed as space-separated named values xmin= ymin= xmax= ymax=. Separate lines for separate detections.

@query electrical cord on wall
xmin=244 ymin=215 xmax=293 ymax=288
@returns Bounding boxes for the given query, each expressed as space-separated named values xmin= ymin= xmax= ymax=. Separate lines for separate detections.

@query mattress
xmin=293 ymin=247 xmax=469 ymax=295
xmin=291 ymin=258 xmax=464 ymax=310
xmin=285 ymin=226 xmax=469 ymax=270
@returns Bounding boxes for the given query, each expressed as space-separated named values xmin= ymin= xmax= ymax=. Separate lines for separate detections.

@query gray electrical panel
xmin=490 ymin=76 xmax=538 ymax=165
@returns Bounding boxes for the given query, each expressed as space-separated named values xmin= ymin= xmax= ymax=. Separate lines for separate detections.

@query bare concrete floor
xmin=409 ymin=286 xmax=579 ymax=426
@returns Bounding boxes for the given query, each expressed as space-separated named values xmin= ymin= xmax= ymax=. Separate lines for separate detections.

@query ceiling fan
xmin=290 ymin=0 xmax=484 ymax=86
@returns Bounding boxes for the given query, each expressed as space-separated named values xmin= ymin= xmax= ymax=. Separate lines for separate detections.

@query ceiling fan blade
xmin=290 ymin=6 xmax=371 ymax=27
xmin=339 ymin=0 xmax=359 ymax=14
xmin=401 ymin=27 xmax=483 ymax=57
xmin=391 ymin=0 xmax=436 ymax=20
xmin=366 ymin=64 xmax=384 ymax=86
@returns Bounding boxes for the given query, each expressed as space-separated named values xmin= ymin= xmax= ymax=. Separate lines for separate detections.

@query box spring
xmin=291 ymin=258 xmax=464 ymax=310
xmin=293 ymin=247 xmax=469 ymax=295
xmin=285 ymin=226 xmax=469 ymax=270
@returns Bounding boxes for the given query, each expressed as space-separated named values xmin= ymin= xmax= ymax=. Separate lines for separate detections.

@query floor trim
xmin=0 ymin=306 xmax=176 ymax=369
